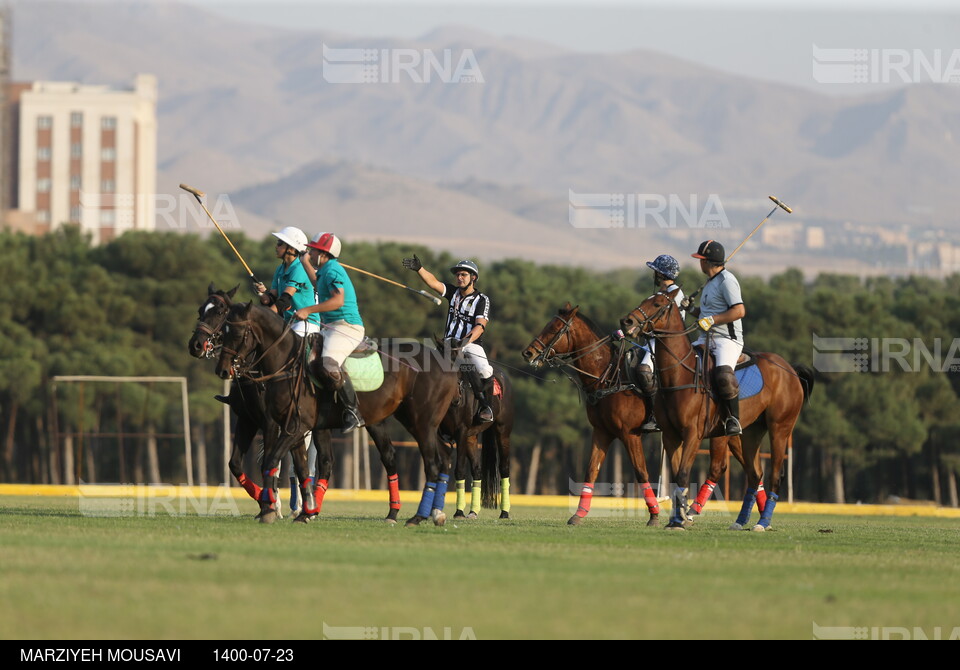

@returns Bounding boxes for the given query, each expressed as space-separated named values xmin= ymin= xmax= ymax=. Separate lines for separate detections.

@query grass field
xmin=2 ymin=494 xmax=960 ymax=640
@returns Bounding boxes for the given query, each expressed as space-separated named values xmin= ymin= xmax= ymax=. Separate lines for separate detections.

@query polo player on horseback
xmin=690 ymin=240 xmax=745 ymax=436
xmin=635 ymin=254 xmax=685 ymax=433
xmin=403 ymin=255 xmax=495 ymax=424
xmin=296 ymin=233 xmax=366 ymax=434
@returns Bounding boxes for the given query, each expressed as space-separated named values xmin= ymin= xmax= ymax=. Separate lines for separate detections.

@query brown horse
xmin=522 ymin=303 xmax=702 ymax=526
xmin=620 ymin=290 xmax=814 ymax=530
xmin=438 ymin=365 xmax=514 ymax=520
xmin=216 ymin=301 xmax=459 ymax=525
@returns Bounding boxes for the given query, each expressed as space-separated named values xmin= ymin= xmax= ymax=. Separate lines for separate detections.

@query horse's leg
xmin=365 ymin=423 xmax=401 ymax=523
xmin=231 ymin=415 xmax=262 ymax=502
xmin=462 ymin=434 xmax=482 ymax=519
xmin=692 ymin=436 xmax=731 ymax=515
xmin=432 ymin=436 xmax=454 ymax=521
xmin=754 ymin=420 xmax=793 ymax=531
xmin=666 ymin=424 xmax=703 ymax=530
xmin=569 ymin=426 xmax=613 ymax=526
xmin=451 ymin=432 xmax=470 ymax=518
xmin=290 ymin=435 xmax=318 ymax=523
xmin=282 ymin=450 xmax=300 ymax=516
xmin=257 ymin=429 xmax=290 ymax=524
xmin=495 ymin=424 xmax=512 ymax=519
xmin=730 ymin=422 xmax=767 ymax=530
xmin=621 ymin=432 xmax=660 ymax=527
xmin=309 ymin=432 xmax=333 ymax=513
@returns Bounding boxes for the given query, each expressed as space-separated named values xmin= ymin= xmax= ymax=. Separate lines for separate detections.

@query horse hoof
xmin=383 ymin=517 xmax=397 ymax=526
xmin=385 ymin=509 xmax=399 ymax=523
xmin=454 ymin=510 xmax=466 ymax=519
xmin=751 ymin=524 xmax=767 ymax=532
xmin=405 ymin=515 xmax=426 ymax=527
xmin=682 ymin=517 xmax=696 ymax=529
xmin=646 ymin=514 xmax=659 ymax=527
xmin=432 ymin=509 xmax=447 ymax=526
xmin=499 ymin=511 xmax=510 ymax=520
xmin=665 ymin=520 xmax=686 ymax=530
xmin=567 ymin=515 xmax=584 ymax=526
xmin=728 ymin=523 xmax=744 ymax=531
xmin=466 ymin=511 xmax=478 ymax=520
xmin=294 ymin=512 xmax=317 ymax=524
xmin=258 ymin=509 xmax=278 ymax=525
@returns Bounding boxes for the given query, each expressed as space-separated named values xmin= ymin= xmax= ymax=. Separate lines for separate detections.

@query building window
xmin=36 ymin=210 xmax=51 ymax=223
xmin=100 ymin=210 xmax=115 ymax=225
xmin=37 ymin=147 xmax=52 ymax=161
xmin=101 ymin=179 xmax=115 ymax=193
xmin=70 ymin=175 xmax=82 ymax=190
xmin=70 ymin=112 xmax=83 ymax=127
xmin=71 ymin=143 xmax=82 ymax=158
xmin=70 ymin=206 xmax=82 ymax=222
xmin=36 ymin=178 xmax=52 ymax=193
xmin=101 ymin=116 xmax=117 ymax=130
xmin=101 ymin=147 xmax=116 ymax=161
xmin=37 ymin=116 xmax=53 ymax=130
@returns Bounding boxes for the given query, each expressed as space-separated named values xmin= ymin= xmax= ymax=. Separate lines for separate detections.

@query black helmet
xmin=692 ymin=240 xmax=725 ymax=264
xmin=450 ymin=260 xmax=480 ymax=279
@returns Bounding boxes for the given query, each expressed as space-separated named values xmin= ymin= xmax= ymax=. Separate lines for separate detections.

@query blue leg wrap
xmin=416 ymin=482 xmax=438 ymax=518
xmin=756 ymin=492 xmax=779 ymax=528
xmin=289 ymin=477 xmax=299 ymax=510
xmin=433 ymin=474 xmax=450 ymax=512
xmin=671 ymin=487 xmax=688 ymax=524
xmin=735 ymin=488 xmax=758 ymax=526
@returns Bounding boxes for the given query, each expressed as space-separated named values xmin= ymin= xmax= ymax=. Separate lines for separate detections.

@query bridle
xmin=193 ymin=293 xmax=231 ymax=359
xmin=220 ymin=312 xmax=302 ymax=385
xmin=527 ymin=307 xmax=584 ymax=368
xmin=625 ymin=291 xmax=701 ymax=388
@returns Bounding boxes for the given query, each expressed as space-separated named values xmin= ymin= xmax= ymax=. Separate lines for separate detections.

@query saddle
xmin=691 ymin=346 xmax=764 ymax=400
xmin=303 ymin=334 xmax=385 ymax=393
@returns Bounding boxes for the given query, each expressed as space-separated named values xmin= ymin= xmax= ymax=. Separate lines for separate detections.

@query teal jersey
xmin=315 ymin=259 xmax=363 ymax=326
xmin=272 ymin=258 xmax=320 ymax=325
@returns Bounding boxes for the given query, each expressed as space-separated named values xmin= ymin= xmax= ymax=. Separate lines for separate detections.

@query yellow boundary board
xmin=2 ymin=484 xmax=959 ymax=518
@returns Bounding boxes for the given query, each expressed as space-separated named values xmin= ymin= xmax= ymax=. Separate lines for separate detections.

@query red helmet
xmin=307 ymin=232 xmax=341 ymax=258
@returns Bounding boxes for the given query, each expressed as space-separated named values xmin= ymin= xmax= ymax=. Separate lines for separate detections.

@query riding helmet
xmin=307 ymin=232 xmax=342 ymax=258
xmin=272 ymin=226 xmax=309 ymax=253
xmin=450 ymin=260 xmax=480 ymax=280
xmin=646 ymin=254 xmax=680 ymax=280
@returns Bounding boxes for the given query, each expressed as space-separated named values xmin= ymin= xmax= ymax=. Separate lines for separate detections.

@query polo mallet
xmin=339 ymin=263 xmax=443 ymax=306
xmin=725 ymin=195 xmax=793 ymax=263
xmin=180 ymin=183 xmax=261 ymax=288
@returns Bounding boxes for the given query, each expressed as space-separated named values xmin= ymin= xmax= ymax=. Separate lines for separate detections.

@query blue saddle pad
xmin=736 ymin=364 xmax=763 ymax=400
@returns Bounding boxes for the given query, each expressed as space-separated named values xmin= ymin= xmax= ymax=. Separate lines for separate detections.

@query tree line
xmin=2 ymin=227 xmax=958 ymax=506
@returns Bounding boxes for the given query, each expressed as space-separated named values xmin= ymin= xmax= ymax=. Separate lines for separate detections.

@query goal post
xmin=50 ymin=376 xmax=194 ymax=486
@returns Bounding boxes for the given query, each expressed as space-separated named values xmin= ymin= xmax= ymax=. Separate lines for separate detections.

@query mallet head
xmin=179 ymin=183 xmax=206 ymax=198
xmin=768 ymin=195 xmax=793 ymax=214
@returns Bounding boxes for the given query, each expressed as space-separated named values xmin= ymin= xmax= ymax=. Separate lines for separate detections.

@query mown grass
xmin=2 ymin=496 xmax=959 ymax=640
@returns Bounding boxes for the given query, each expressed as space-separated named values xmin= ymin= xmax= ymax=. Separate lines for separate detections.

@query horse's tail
xmin=792 ymin=364 xmax=816 ymax=403
xmin=481 ymin=426 xmax=499 ymax=509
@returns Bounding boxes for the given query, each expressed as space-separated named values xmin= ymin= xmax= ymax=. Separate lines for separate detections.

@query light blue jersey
xmin=272 ymin=258 xmax=321 ymax=325
xmin=315 ymin=259 xmax=363 ymax=326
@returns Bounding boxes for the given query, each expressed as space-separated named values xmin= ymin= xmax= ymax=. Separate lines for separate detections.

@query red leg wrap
xmin=692 ymin=480 xmax=717 ymax=513
xmin=237 ymin=473 xmax=262 ymax=501
xmin=575 ymin=484 xmax=593 ymax=517
xmin=315 ymin=478 xmax=329 ymax=512
xmin=388 ymin=474 xmax=401 ymax=510
xmin=756 ymin=483 xmax=767 ymax=513
xmin=641 ymin=482 xmax=660 ymax=515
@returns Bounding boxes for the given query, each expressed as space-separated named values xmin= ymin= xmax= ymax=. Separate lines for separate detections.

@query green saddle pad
xmin=344 ymin=352 xmax=385 ymax=392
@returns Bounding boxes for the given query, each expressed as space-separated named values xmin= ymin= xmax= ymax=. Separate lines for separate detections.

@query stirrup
xmin=477 ymin=406 xmax=494 ymax=423
xmin=214 ymin=394 xmax=230 ymax=405
xmin=342 ymin=410 xmax=364 ymax=434
xmin=724 ymin=417 xmax=742 ymax=436
xmin=639 ymin=419 xmax=661 ymax=434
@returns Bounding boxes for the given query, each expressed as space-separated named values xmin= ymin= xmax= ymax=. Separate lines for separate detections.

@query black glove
xmin=688 ymin=306 xmax=701 ymax=318
xmin=259 ymin=291 xmax=276 ymax=306
xmin=402 ymin=254 xmax=422 ymax=272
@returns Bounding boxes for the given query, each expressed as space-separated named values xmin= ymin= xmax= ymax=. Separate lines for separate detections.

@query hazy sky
xmin=179 ymin=0 xmax=960 ymax=93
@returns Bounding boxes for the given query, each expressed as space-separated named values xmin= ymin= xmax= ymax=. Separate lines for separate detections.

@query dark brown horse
xmin=522 ymin=304 xmax=682 ymax=526
xmin=438 ymin=365 xmax=514 ymax=520
xmin=189 ymin=284 xmax=332 ymax=518
xmin=216 ymin=301 xmax=459 ymax=525
xmin=621 ymin=290 xmax=814 ymax=530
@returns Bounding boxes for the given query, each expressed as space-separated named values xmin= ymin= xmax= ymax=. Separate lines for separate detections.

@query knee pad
xmin=713 ymin=366 xmax=739 ymax=399
xmin=321 ymin=357 xmax=343 ymax=388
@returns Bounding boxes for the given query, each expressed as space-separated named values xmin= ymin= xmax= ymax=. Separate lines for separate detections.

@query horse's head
xmin=620 ymin=291 xmax=675 ymax=338
xmin=189 ymin=282 xmax=239 ymax=359
xmin=215 ymin=301 xmax=257 ymax=380
xmin=521 ymin=303 xmax=580 ymax=369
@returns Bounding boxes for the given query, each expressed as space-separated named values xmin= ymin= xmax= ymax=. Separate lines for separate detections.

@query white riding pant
xmin=693 ymin=334 xmax=743 ymax=370
xmin=451 ymin=341 xmax=494 ymax=379
xmin=321 ymin=321 xmax=366 ymax=368
xmin=292 ymin=320 xmax=322 ymax=338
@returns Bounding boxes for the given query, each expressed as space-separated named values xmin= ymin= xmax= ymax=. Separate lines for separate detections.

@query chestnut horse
xmin=621 ymin=290 xmax=814 ymax=530
xmin=522 ymin=303 xmax=736 ymax=526
xmin=216 ymin=301 xmax=459 ymax=525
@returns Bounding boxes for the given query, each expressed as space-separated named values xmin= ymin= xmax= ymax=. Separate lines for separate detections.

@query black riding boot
xmin=724 ymin=395 xmax=742 ymax=436
xmin=337 ymin=373 xmax=364 ymax=434
xmin=465 ymin=368 xmax=494 ymax=424
xmin=637 ymin=365 xmax=660 ymax=433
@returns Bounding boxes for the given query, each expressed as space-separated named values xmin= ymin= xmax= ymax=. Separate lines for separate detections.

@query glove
xmin=611 ymin=329 xmax=624 ymax=341
xmin=697 ymin=315 xmax=715 ymax=331
xmin=259 ymin=291 xmax=276 ymax=306
xmin=402 ymin=254 xmax=422 ymax=272
xmin=688 ymin=306 xmax=701 ymax=318
xmin=680 ymin=296 xmax=693 ymax=311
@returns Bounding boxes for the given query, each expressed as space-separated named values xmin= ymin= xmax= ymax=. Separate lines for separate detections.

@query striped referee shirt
xmin=441 ymin=283 xmax=490 ymax=345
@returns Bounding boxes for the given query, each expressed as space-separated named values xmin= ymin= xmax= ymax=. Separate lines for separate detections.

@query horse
xmin=188 ymin=284 xmax=324 ymax=518
xmin=620 ymin=290 xmax=814 ymax=530
xmin=437 ymin=361 xmax=514 ymax=520
xmin=216 ymin=300 xmax=459 ymax=525
xmin=520 ymin=303 xmax=733 ymax=526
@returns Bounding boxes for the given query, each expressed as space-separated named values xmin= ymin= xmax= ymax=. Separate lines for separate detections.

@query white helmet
xmin=272 ymin=226 xmax=308 ymax=252
xmin=307 ymin=232 xmax=342 ymax=259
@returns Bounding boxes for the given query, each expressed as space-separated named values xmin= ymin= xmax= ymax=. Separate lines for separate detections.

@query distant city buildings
xmin=3 ymin=70 xmax=157 ymax=245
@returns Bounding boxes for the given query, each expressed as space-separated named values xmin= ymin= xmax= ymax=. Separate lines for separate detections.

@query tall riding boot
xmin=724 ymin=395 xmax=742 ymax=436
xmin=337 ymin=372 xmax=364 ymax=433
xmin=465 ymin=368 xmax=494 ymax=424
xmin=637 ymin=364 xmax=660 ymax=433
